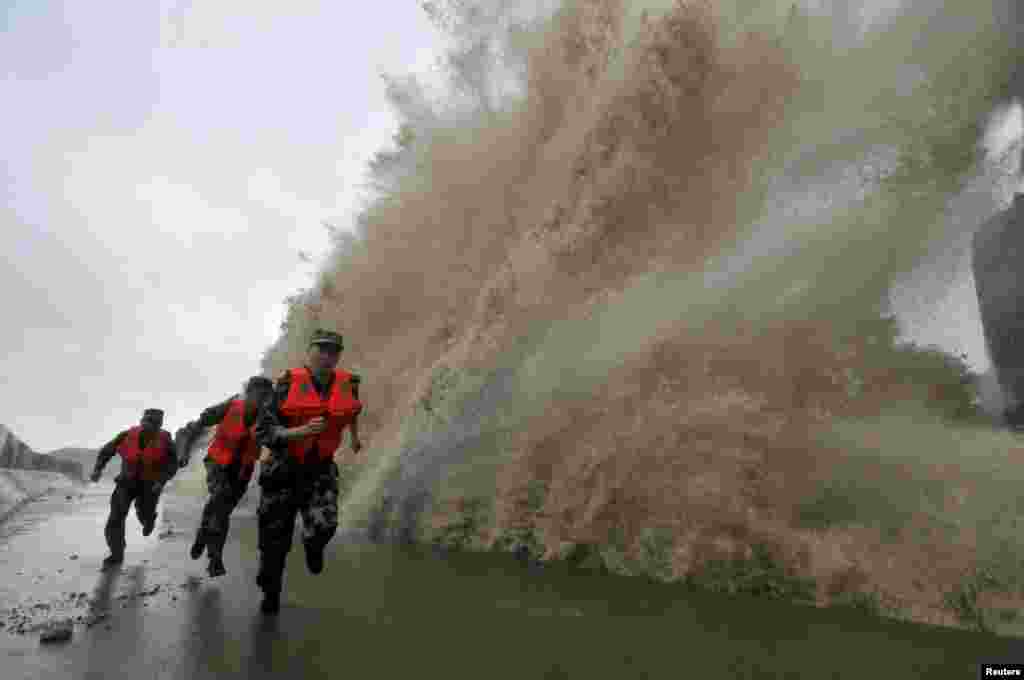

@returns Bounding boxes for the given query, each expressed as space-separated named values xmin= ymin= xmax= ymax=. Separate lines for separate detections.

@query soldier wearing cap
xmin=90 ymin=408 xmax=178 ymax=568
xmin=175 ymin=375 xmax=275 ymax=577
xmin=253 ymin=329 xmax=364 ymax=614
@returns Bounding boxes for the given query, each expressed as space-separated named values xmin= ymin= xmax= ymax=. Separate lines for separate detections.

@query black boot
xmin=102 ymin=552 xmax=124 ymax=569
xmin=142 ymin=518 xmax=156 ymax=537
xmin=304 ymin=543 xmax=324 ymax=575
xmin=207 ymin=555 xmax=226 ymax=578
xmin=260 ymin=591 xmax=281 ymax=615
xmin=190 ymin=532 xmax=206 ymax=560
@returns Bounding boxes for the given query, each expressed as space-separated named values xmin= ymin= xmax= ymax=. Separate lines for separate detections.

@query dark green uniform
xmin=177 ymin=395 xmax=259 ymax=571
xmin=252 ymin=369 xmax=360 ymax=598
xmin=92 ymin=427 xmax=178 ymax=560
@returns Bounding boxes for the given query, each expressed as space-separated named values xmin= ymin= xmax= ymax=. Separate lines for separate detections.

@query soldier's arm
xmin=350 ymin=373 xmax=361 ymax=401
xmin=255 ymin=373 xmax=319 ymax=448
xmin=189 ymin=397 xmax=235 ymax=438
xmin=254 ymin=374 xmax=292 ymax=451
xmin=199 ymin=397 xmax=235 ymax=427
xmin=178 ymin=397 xmax=235 ymax=452
xmin=349 ymin=418 xmax=361 ymax=447
xmin=92 ymin=431 xmax=128 ymax=476
xmin=349 ymin=374 xmax=363 ymax=449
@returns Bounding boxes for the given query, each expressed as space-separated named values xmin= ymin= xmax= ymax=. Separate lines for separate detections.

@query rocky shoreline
xmin=0 ymin=470 xmax=82 ymax=525
xmin=0 ymin=425 xmax=85 ymax=481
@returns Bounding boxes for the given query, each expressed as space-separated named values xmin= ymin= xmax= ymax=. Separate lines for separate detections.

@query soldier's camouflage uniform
xmin=253 ymin=369 xmax=359 ymax=595
xmin=92 ymin=428 xmax=178 ymax=559
xmin=200 ymin=458 xmax=251 ymax=558
xmin=178 ymin=396 xmax=258 ymax=563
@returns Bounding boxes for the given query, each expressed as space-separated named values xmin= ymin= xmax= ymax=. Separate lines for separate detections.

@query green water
xmin=3 ymin=488 xmax=1021 ymax=680
xmin=226 ymin=523 xmax=1024 ymax=679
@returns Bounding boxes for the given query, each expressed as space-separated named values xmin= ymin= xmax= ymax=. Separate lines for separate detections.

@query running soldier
xmin=253 ymin=329 xmax=363 ymax=614
xmin=90 ymin=408 xmax=178 ymax=568
xmin=175 ymin=376 xmax=274 ymax=577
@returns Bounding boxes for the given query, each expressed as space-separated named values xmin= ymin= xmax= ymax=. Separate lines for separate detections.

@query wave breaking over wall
xmin=261 ymin=0 xmax=1024 ymax=630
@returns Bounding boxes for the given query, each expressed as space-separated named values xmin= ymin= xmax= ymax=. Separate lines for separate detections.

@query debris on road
xmin=39 ymin=620 xmax=73 ymax=644
xmin=85 ymin=612 xmax=109 ymax=628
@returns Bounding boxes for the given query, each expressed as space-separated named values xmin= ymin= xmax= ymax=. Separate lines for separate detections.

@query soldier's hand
xmin=89 ymin=470 xmax=101 ymax=483
xmin=304 ymin=417 xmax=326 ymax=436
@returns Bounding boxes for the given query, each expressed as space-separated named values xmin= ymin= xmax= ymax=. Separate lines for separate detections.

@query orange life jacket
xmin=207 ymin=399 xmax=261 ymax=479
xmin=118 ymin=426 xmax=173 ymax=482
xmin=279 ymin=367 xmax=362 ymax=464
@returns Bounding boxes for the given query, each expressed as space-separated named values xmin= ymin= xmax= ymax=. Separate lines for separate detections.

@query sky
xmin=1 ymin=0 xmax=445 ymax=451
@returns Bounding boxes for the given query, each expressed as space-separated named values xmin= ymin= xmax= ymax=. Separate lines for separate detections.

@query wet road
xmin=1 ymin=482 xmax=1023 ymax=679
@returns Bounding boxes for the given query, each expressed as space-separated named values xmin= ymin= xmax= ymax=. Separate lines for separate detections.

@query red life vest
xmin=279 ymin=367 xmax=362 ymax=464
xmin=207 ymin=399 xmax=261 ymax=479
xmin=117 ymin=426 xmax=173 ymax=481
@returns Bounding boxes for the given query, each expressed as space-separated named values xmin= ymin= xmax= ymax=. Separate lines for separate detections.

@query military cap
xmin=143 ymin=408 xmax=164 ymax=418
xmin=309 ymin=329 xmax=344 ymax=349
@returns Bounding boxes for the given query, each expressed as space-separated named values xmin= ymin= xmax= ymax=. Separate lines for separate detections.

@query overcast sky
xmin=1 ymin=0 xmax=444 ymax=451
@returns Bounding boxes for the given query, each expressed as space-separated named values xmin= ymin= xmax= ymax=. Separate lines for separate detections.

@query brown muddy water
xmin=0 ymin=483 xmax=1020 ymax=680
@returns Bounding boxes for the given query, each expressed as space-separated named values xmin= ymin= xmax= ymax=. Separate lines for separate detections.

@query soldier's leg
xmin=134 ymin=481 xmax=160 ymax=536
xmin=103 ymin=481 xmax=135 ymax=561
xmin=216 ymin=475 xmax=248 ymax=548
xmin=256 ymin=485 xmax=298 ymax=597
xmin=190 ymin=460 xmax=220 ymax=558
xmin=298 ymin=461 xmax=340 ymax=575
xmin=198 ymin=461 xmax=233 ymax=561
xmin=205 ymin=471 xmax=247 ymax=577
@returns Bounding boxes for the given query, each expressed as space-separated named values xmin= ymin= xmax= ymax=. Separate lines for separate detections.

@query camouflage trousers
xmin=105 ymin=478 xmax=162 ymax=556
xmin=256 ymin=457 xmax=339 ymax=594
xmin=196 ymin=459 xmax=252 ymax=560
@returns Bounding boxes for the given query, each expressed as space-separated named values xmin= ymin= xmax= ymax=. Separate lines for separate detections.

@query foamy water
xmin=256 ymin=0 xmax=1024 ymax=629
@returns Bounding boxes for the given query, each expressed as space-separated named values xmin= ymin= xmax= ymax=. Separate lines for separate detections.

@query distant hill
xmin=46 ymin=447 xmax=98 ymax=473
xmin=0 ymin=425 xmax=86 ymax=481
